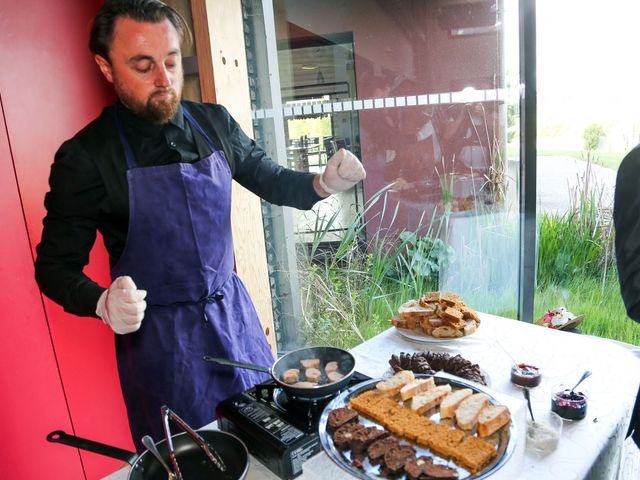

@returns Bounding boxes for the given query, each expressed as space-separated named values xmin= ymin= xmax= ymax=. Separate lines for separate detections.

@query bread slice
xmin=477 ymin=404 xmax=511 ymax=437
xmin=463 ymin=320 xmax=477 ymax=336
xmin=431 ymin=326 xmax=463 ymax=338
xmin=400 ymin=377 xmax=436 ymax=401
xmin=376 ymin=370 xmax=415 ymax=396
xmin=409 ymin=384 xmax=452 ymax=414
xmin=455 ymin=393 xmax=489 ymax=430
xmin=439 ymin=388 xmax=473 ymax=418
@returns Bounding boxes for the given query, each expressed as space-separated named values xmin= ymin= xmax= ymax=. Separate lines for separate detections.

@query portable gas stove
xmin=216 ymin=371 xmax=370 ymax=479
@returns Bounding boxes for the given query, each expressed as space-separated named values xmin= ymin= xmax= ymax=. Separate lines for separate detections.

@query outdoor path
xmin=537 ymin=155 xmax=617 ymax=214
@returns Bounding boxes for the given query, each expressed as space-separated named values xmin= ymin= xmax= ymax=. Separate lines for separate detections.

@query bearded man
xmin=34 ymin=0 xmax=365 ymax=451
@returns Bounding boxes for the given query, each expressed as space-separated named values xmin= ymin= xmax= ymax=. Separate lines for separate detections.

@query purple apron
xmin=112 ymin=107 xmax=273 ymax=452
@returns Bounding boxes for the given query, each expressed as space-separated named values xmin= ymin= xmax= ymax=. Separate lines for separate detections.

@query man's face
xmin=95 ymin=18 xmax=183 ymax=124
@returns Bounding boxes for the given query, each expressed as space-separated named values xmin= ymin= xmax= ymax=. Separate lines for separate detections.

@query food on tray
xmin=389 ymin=351 xmax=487 ymax=386
xmin=376 ymin=369 xmax=415 ymax=395
xmin=455 ymin=393 xmax=489 ymax=430
xmin=333 ymin=422 xmax=366 ymax=451
xmin=339 ymin=379 xmax=505 ymax=475
xmin=400 ymin=377 xmax=436 ymax=401
xmin=510 ymin=363 xmax=542 ymax=387
xmin=410 ymin=385 xmax=452 ymax=414
xmin=551 ymin=388 xmax=587 ymax=420
xmin=391 ymin=291 xmax=480 ymax=339
xmin=405 ymin=456 xmax=459 ymax=480
xmin=300 ymin=358 xmax=321 ymax=369
xmin=282 ymin=368 xmax=300 ymax=384
xmin=440 ymin=388 xmax=473 ymax=419
xmin=327 ymin=406 xmax=359 ymax=432
xmin=351 ymin=426 xmax=390 ymax=468
xmin=477 ymin=405 xmax=511 ymax=437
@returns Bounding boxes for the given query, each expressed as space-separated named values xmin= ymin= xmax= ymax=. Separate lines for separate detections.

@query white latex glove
xmin=319 ymin=148 xmax=366 ymax=194
xmin=96 ymin=276 xmax=147 ymax=334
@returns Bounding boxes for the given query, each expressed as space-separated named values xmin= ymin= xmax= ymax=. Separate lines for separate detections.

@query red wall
xmin=0 ymin=1 xmax=134 ymax=478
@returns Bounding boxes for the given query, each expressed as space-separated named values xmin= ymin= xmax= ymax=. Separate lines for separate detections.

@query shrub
xmin=583 ymin=123 xmax=604 ymax=151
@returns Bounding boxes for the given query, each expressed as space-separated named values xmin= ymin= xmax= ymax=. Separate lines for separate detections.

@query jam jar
xmin=510 ymin=363 xmax=542 ymax=387
xmin=551 ymin=386 xmax=588 ymax=420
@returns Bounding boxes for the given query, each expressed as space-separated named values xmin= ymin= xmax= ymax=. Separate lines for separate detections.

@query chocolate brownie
xmin=367 ymin=436 xmax=400 ymax=465
xmin=351 ymin=427 xmax=389 ymax=457
xmin=327 ymin=407 xmax=358 ymax=432
xmin=332 ymin=422 xmax=366 ymax=451
xmin=405 ymin=456 xmax=459 ymax=480
xmin=383 ymin=444 xmax=417 ymax=475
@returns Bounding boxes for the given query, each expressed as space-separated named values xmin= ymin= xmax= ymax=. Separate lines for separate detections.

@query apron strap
xmin=182 ymin=107 xmax=217 ymax=152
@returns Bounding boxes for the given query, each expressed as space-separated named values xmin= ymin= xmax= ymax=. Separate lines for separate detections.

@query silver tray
xmin=318 ymin=374 xmax=516 ymax=480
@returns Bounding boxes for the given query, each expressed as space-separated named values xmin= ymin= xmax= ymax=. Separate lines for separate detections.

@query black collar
xmin=115 ymin=100 xmax=186 ymax=136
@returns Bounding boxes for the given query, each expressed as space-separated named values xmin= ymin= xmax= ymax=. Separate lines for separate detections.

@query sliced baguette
xmin=376 ymin=370 xmax=415 ymax=396
xmin=455 ymin=393 xmax=489 ymax=430
xmin=409 ymin=384 xmax=452 ymax=414
xmin=439 ymin=388 xmax=473 ymax=418
xmin=477 ymin=405 xmax=511 ymax=437
xmin=400 ymin=377 xmax=436 ymax=401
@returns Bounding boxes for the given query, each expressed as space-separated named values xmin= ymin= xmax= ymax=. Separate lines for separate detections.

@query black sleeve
xmin=34 ymin=138 xmax=106 ymax=317
xmin=211 ymin=105 xmax=324 ymax=209
xmin=614 ymin=146 xmax=640 ymax=322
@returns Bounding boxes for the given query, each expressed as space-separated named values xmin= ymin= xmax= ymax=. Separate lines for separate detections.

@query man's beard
xmin=118 ymin=86 xmax=181 ymax=124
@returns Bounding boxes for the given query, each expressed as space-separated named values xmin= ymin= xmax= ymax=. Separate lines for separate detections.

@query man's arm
xmin=34 ymin=139 xmax=106 ymax=317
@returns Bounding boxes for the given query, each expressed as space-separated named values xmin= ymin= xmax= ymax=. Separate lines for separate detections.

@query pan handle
xmin=202 ymin=355 xmax=270 ymax=373
xmin=46 ymin=430 xmax=138 ymax=465
xmin=161 ymin=406 xmax=227 ymax=474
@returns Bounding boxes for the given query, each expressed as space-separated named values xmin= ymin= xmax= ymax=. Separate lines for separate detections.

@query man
xmin=613 ymin=144 xmax=640 ymax=448
xmin=34 ymin=0 xmax=365 ymax=452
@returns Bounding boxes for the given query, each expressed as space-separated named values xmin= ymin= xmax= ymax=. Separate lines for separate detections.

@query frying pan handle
xmin=202 ymin=355 xmax=270 ymax=373
xmin=46 ymin=430 xmax=138 ymax=465
xmin=161 ymin=406 xmax=226 ymax=473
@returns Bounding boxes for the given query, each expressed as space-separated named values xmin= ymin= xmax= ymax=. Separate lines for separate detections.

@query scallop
xmin=282 ymin=368 xmax=300 ymax=384
xmin=300 ymin=358 xmax=321 ymax=369
xmin=327 ymin=371 xmax=345 ymax=383
xmin=325 ymin=361 xmax=339 ymax=374
xmin=305 ymin=367 xmax=322 ymax=382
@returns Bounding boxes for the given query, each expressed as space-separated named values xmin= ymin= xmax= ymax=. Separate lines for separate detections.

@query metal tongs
xmin=161 ymin=405 xmax=227 ymax=480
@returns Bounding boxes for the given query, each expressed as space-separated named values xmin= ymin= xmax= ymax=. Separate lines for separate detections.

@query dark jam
xmin=551 ymin=389 xmax=587 ymax=420
xmin=510 ymin=363 xmax=542 ymax=387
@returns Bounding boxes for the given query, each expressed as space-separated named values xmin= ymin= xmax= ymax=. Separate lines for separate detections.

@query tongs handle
xmin=161 ymin=405 xmax=227 ymax=475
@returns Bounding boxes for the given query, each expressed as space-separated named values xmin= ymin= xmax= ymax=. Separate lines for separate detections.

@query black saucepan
xmin=47 ymin=429 xmax=249 ymax=480
xmin=203 ymin=346 xmax=356 ymax=399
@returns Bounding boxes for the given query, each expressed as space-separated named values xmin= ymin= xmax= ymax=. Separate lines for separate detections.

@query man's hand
xmin=318 ymin=148 xmax=366 ymax=195
xmin=96 ymin=276 xmax=147 ymax=334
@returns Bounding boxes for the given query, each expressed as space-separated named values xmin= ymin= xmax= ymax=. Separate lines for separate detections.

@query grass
xmin=537 ymin=149 xmax=625 ymax=170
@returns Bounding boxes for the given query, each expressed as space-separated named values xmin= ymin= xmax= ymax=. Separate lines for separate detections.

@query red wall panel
xmin=0 ymin=1 xmax=134 ymax=478
xmin=0 ymin=93 xmax=86 ymax=480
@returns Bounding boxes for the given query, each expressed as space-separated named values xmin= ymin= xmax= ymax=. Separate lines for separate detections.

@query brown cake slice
xmin=367 ymin=436 xmax=400 ymax=465
xmin=332 ymin=422 xmax=366 ymax=451
xmin=382 ymin=444 xmax=417 ymax=475
xmin=327 ymin=406 xmax=358 ymax=432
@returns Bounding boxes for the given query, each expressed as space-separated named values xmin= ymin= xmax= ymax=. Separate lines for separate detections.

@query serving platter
xmin=394 ymin=327 xmax=478 ymax=344
xmin=318 ymin=374 xmax=516 ymax=480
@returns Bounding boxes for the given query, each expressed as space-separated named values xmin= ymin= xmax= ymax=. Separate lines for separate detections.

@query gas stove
xmin=216 ymin=371 xmax=370 ymax=479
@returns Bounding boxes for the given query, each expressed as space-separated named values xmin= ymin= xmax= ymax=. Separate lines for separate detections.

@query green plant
xmin=583 ymin=123 xmax=605 ymax=151
xmin=397 ymin=231 xmax=454 ymax=282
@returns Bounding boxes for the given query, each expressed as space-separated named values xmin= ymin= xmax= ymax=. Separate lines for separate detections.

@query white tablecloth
xmin=104 ymin=313 xmax=640 ymax=480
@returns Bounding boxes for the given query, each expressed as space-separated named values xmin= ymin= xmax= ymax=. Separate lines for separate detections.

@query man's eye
xmin=135 ymin=64 xmax=152 ymax=73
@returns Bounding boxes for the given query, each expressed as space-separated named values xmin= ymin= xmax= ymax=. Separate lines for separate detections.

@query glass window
xmin=242 ymin=0 xmax=523 ymax=350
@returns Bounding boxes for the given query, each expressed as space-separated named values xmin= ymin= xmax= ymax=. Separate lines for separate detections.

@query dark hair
xmin=89 ymin=0 xmax=192 ymax=59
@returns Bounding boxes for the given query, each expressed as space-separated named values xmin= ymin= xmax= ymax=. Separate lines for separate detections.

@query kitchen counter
xmin=103 ymin=312 xmax=640 ymax=480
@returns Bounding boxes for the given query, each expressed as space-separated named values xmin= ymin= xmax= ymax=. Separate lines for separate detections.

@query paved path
xmin=537 ymin=155 xmax=617 ymax=215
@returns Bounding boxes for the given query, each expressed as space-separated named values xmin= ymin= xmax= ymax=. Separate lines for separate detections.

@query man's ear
xmin=94 ymin=54 xmax=114 ymax=83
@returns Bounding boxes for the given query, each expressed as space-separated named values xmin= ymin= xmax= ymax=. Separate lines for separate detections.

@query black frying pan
xmin=204 ymin=345 xmax=356 ymax=399
xmin=46 ymin=429 xmax=249 ymax=480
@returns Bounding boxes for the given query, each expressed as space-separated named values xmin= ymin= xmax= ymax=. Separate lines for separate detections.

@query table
xmin=103 ymin=313 xmax=640 ymax=480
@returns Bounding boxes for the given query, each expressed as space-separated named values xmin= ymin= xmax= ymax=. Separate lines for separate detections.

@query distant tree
xmin=583 ymin=123 xmax=605 ymax=151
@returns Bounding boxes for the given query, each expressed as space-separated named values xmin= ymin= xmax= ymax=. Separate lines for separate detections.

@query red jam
xmin=510 ymin=363 xmax=542 ymax=387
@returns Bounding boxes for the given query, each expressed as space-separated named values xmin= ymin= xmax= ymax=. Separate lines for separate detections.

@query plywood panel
xmin=199 ymin=0 xmax=277 ymax=353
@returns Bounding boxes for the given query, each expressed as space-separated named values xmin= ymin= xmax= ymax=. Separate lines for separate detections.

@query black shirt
xmin=614 ymin=144 xmax=640 ymax=322
xmin=35 ymin=100 xmax=321 ymax=317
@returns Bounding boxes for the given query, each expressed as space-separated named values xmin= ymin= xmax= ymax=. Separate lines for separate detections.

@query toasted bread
xmin=409 ymin=384 xmax=452 ymax=414
xmin=431 ymin=326 xmax=463 ymax=338
xmin=455 ymin=393 xmax=489 ymax=430
xmin=400 ymin=377 xmax=436 ymax=401
xmin=440 ymin=388 xmax=473 ymax=418
xmin=477 ymin=405 xmax=511 ymax=437
xmin=376 ymin=370 xmax=415 ymax=396
xmin=463 ymin=320 xmax=477 ymax=336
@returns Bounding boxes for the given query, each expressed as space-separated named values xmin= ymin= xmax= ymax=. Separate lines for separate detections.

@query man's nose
xmin=154 ymin=66 xmax=171 ymax=87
